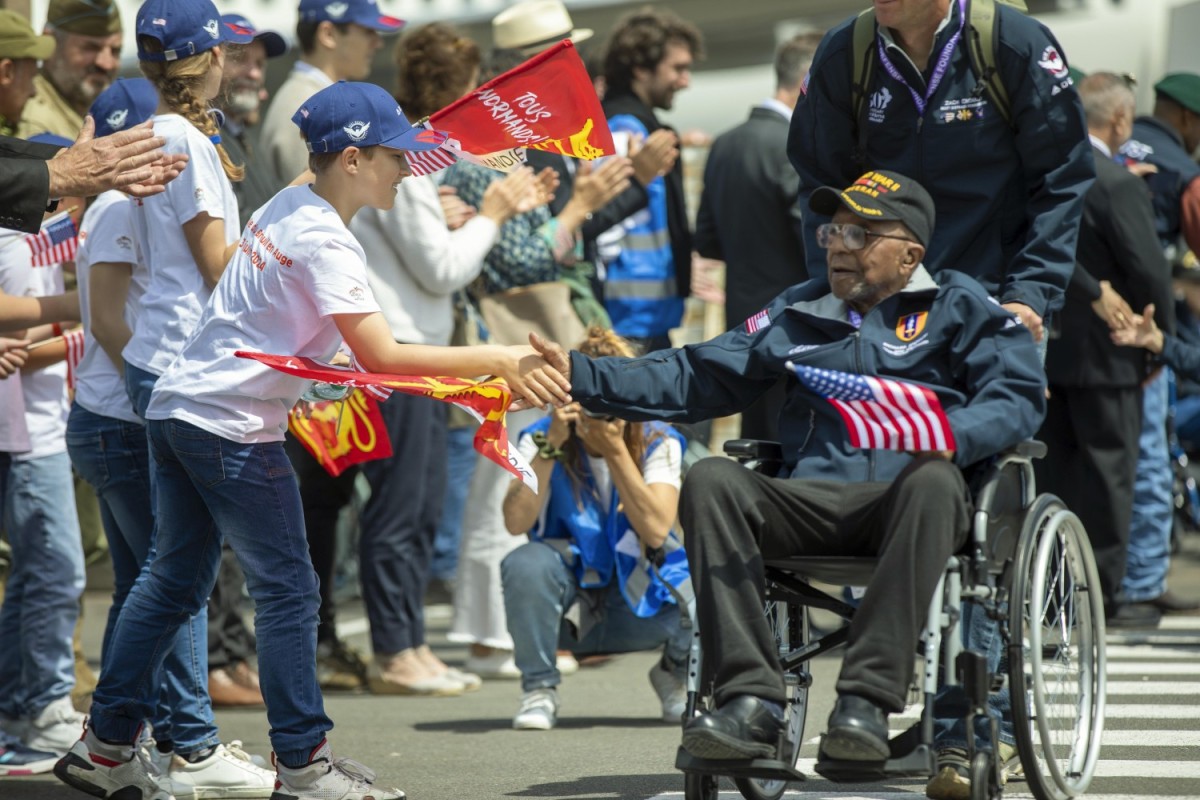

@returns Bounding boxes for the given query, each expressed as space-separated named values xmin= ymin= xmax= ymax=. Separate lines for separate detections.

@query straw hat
xmin=493 ymin=0 xmax=592 ymax=55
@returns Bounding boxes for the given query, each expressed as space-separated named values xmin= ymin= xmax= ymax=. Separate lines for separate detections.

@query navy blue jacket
xmin=1121 ymin=116 xmax=1200 ymax=254
xmin=570 ymin=266 xmax=1046 ymax=484
xmin=790 ymin=2 xmax=1094 ymax=318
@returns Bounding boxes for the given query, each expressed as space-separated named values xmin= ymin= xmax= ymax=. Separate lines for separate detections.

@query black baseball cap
xmin=809 ymin=169 xmax=936 ymax=247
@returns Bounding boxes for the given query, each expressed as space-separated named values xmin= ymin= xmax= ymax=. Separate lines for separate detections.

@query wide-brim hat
xmin=810 ymin=169 xmax=935 ymax=247
xmin=493 ymin=0 xmax=592 ymax=55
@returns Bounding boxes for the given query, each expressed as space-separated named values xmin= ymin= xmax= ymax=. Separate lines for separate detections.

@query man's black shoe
xmin=819 ymin=694 xmax=890 ymax=762
xmin=1105 ymin=602 xmax=1162 ymax=629
xmin=1143 ymin=590 xmax=1200 ymax=614
xmin=681 ymin=695 xmax=783 ymax=760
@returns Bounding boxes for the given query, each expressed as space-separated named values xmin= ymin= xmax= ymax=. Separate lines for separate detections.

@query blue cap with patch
xmin=89 ymin=78 xmax=159 ymax=138
xmin=291 ymin=81 xmax=447 ymax=154
xmin=136 ymin=0 xmax=254 ymax=63
xmin=297 ymin=0 xmax=403 ymax=33
xmin=219 ymin=13 xmax=287 ymax=59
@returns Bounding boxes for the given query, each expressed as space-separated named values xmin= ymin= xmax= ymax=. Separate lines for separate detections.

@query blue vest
xmin=523 ymin=417 xmax=691 ymax=617
xmin=603 ymin=114 xmax=685 ymax=340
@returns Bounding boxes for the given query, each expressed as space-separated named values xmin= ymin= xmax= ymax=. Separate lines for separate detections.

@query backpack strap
xmin=965 ymin=0 xmax=1015 ymax=127
xmin=850 ymin=8 xmax=878 ymax=173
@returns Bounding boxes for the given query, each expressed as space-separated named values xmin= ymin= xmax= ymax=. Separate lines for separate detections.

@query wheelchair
xmin=677 ymin=440 xmax=1107 ymax=800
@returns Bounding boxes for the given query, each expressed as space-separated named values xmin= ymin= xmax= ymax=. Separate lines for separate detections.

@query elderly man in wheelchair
xmin=531 ymin=169 xmax=1104 ymax=800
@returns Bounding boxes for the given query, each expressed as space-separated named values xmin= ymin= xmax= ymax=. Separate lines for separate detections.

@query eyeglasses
xmin=816 ymin=223 xmax=918 ymax=251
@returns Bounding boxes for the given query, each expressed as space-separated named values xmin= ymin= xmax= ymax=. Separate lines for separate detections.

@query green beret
xmin=1154 ymin=72 xmax=1200 ymax=116
xmin=46 ymin=0 xmax=121 ymax=37
xmin=0 ymin=10 xmax=55 ymax=59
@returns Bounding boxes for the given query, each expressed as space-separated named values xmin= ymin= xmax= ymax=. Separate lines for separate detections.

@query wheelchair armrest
xmin=1009 ymin=440 xmax=1047 ymax=461
xmin=723 ymin=439 xmax=784 ymax=463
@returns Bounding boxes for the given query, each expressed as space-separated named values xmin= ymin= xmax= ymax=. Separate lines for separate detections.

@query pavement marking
xmin=1105 ymin=680 xmax=1200 ymax=695
xmin=1106 ymin=661 xmax=1200 ymax=674
xmin=804 ymin=730 xmax=1200 ymax=747
xmin=1107 ymin=644 xmax=1200 ymax=659
xmin=792 ymin=757 xmax=1200 ymax=780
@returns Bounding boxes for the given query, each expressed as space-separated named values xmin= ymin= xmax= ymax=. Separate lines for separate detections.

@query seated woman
xmin=500 ymin=327 xmax=691 ymax=730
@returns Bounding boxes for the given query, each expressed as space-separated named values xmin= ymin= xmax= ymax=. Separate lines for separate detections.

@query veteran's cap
xmin=809 ymin=169 xmax=936 ymax=247
xmin=47 ymin=0 xmax=121 ymax=37
xmin=0 ymin=10 xmax=55 ymax=60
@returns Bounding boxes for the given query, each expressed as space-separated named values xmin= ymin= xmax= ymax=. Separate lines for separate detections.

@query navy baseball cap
xmin=28 ymin=133 xmax=75 ymax=148
xmin=220 ymin=13 xmax=287 ymax=59
xmin=89 ymin=78 xmax=159 ymax=138
xmin=292 ymin=81 xmax=447 ymax=154
xmin=136 ymin=0 xmax=254 ymax=62
xmin=297 ymin=0 xmax=403 ymax=32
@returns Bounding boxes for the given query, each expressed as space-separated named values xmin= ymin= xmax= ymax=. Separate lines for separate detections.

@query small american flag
xmin=788 ymin=362 xmax=957 ymax=452
xmin=64 ymin=329 xmax=85 ymax=389
xmin=745 ymin=309 xmax=770 ymax=334
xmin=26 ymin=212 xmax=78 ymax=267
xmin=407 ymin=145 xmax=458 ymax=177
xmin=349 ymin=353 xmax=393 ymax=401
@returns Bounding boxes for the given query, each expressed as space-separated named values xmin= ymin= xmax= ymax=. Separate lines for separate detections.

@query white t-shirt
xmin=122 ymin=114 xmax=239 ymax=376
xmin=0 ymin=228 xmax=68 ymax=461
xmin=74 ymin=191 xmax=145 ymax=425
xmin=145 ymin=184 xmax=381 ymax=443
xmin=517 ymin=425 xmax=683 ymax=513
xmin=0 ymin=230 xmax=30 ymax=454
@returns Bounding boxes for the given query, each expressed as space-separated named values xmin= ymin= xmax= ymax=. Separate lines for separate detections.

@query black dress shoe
xmin=681 ymin=695 xmax=784 ymax=760
xmin=1105 ymin=602 xmax=1163 ymax=629
xmin=1145 ymin=590 xmax=1200 ymax=614
xmin=820 ymin=694 xmax=890 ymax=762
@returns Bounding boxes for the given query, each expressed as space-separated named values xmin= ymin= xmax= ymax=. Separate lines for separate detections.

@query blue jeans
xmin=501 ymin=540 xmax=690 ymax=692
xmin=1124 ymin=370 xmax=1172 ymax=602
xmin=933 ymin=600 xmax=1014 ymax=749
xmin=0 ymin=451 xmax=85 ymax=719
xmin=65 ymin=403 xmax=215 ymax=753
xmin=431 ymin=425 xmax=478 ymax=581
xmin=90 ymin=419 xmax=327 ymax=767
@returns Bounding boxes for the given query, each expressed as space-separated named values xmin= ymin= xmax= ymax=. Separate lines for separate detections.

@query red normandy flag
xmin=288 ymin=390 xmax=394 ymax=478
xmin=407 ymin=40 xmax=616 ymax=176
xmin=236 ymin=351 xmax=538 ymax=491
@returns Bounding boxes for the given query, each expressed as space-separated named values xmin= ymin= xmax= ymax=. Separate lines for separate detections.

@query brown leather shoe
xmin=209 ymin=668 xmax=265 ymax=707
xmin=230 ymin=661 xmax=261 ymax=692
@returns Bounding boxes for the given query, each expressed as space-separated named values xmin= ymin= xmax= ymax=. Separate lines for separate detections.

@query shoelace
xmin=520 ymin=691 xmax=557 ymax=714
xmin=225 ymin=741 xmax=254 ymax=763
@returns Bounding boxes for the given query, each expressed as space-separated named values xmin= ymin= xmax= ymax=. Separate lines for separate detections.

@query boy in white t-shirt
xmin=55 ymin=80 xmax=572 ymax=800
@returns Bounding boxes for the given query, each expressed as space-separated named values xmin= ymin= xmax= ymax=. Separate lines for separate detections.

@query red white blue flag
xmin=25 ymin=211 xmax=78 ymax=267
xmin=745 ymin=309 xmax=770 ymax=334
xmin=788 ymin=362 xmax=957 ymax=452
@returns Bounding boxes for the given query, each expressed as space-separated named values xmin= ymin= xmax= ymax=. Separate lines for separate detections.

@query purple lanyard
xmin=876 ymin=0 xmax=965 ymax=116
xmin=848 ymin=309 xmax=863 ymax=329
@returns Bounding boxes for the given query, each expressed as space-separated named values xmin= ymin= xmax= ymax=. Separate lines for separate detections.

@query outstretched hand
xmin=1111 ymin=303 xmax=1164 ymax=354
xmin=46 ymin=117 xmax=190 ymax=200
xmin=507 ymin=332 xmax=573 ymax=411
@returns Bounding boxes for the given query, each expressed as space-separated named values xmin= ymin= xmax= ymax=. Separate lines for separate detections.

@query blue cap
xmin=28 ymin=132 xmax=75 ymax=148
xmin=136 ymin=0 xmax=254 ymax=63
xmin=297 ymin=0 xmax=404 ymax=32
xmin=220 ymin=13 xmax=287 ymax=59
xmin=89 ymin=78 xmax=159 ymax=138
xmin=291 ymin=81 xmax=447 ymax=154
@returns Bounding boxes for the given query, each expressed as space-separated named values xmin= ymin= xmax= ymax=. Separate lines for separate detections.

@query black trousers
xmin=679 ymin=456 xmax=971 ymax=714
xmin=359 ymin=394 xmax=448 ymax=654
xmin=284 ymin=434 xmax=359 ymax=645
xmin=1036 ymin=384 xmax=1142 ymax=609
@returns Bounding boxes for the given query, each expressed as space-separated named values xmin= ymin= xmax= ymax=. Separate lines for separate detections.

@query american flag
xmin=405 ymin=121 xmax=458 ymax=177
xmin=64 ymin=329 xmax=85 ymax=389
xmin=745 ymin=308 xmax=770 ymax=334
xmin=25 ymin=212 xmax=78 ymax=267
xmin=348 ymin=352 xmax=393 ymax=401
xmin=788 ymin=362 xmax=957 ymax=452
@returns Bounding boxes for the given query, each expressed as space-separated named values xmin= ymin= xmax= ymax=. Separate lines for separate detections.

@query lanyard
xmin=876 ymin=0 xmax=965 ymax=117
xmin=848 ymin=309 xmax=863 ymax=329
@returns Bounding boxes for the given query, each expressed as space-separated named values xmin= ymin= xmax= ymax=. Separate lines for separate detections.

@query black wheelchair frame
xmin=677 ymin=440 xmax=1107 ymax=800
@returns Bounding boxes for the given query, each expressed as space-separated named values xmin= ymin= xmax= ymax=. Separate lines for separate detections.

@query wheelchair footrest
xmin=814 ymin=743 xmax=935 ymax=783
xmin=675 ymin=747 xmax=807 ymax=782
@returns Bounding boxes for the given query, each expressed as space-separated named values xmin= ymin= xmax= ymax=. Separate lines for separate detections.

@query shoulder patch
xmin=896 ymin=311 xmax=928 ymax=342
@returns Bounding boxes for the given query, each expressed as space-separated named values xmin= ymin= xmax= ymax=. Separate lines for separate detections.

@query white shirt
xmin=516 ymin=426 xmax=683 ymax=513
xmin=0 ymin=228 xmax=68 ymax=461
xmin=73 ymin=191 xmax=145 ymax=425
xmin=351 ymin=174 xmax=498 ymax=345
xmin=146 ymin=185 xmax=381 ymax=444
xmin=258 ymin=62 xmax=333 ymax=189
xmin=0 ymin=230 xmax=30 ymax=454
xmin=122 ymin=114 xmax=240 ymax=376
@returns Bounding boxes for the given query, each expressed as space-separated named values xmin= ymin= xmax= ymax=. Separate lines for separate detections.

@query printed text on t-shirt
xmin=241 ymin=219 xmax=294 ymax=271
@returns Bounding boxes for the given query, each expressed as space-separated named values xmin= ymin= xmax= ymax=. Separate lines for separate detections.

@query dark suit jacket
xmin=695 ymin=105 xmax=806 ymax=328
xmin=1046 ymin=146 xmax=1173 ymax=388
xmin=601 ymin=90 xmax=692 ymax=298
xmin=0 ymin=135 xmax=61 ymax=233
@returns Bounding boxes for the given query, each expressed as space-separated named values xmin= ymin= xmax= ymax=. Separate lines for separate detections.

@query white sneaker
xmin=273 ymin=740 xmax=404 ymax=800
xmin=24 ymin=695 xmax=85 ymax=755
xmin=512 ymin=688 xmax=559 ymax=731
xmin=54 ymin=730 xmax=173 ymax=800
xmin=648 ymin=662 xmax=686 ymax=723
xmin=165 ymin=742 xmax=275 ymax=799
xmin=464 ymin=650 xmax=521 ymax=679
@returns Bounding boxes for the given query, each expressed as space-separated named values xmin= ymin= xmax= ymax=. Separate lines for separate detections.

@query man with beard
xmin=18 ymin=0 xmax=121 ymax=140
xmin=215 ymin=14 xmax=287 ymax=227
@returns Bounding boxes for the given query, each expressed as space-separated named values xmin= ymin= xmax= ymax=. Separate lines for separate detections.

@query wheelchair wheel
xmin=733 ymin=595 xmax=809 ymax=800
xmin=969 ymin=750 xmax=999 ymax=800
xmin=1008 ymin=494 xmax=1106 ymax=800
xmin=684 ymin=772 xmax=719 ymax=800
